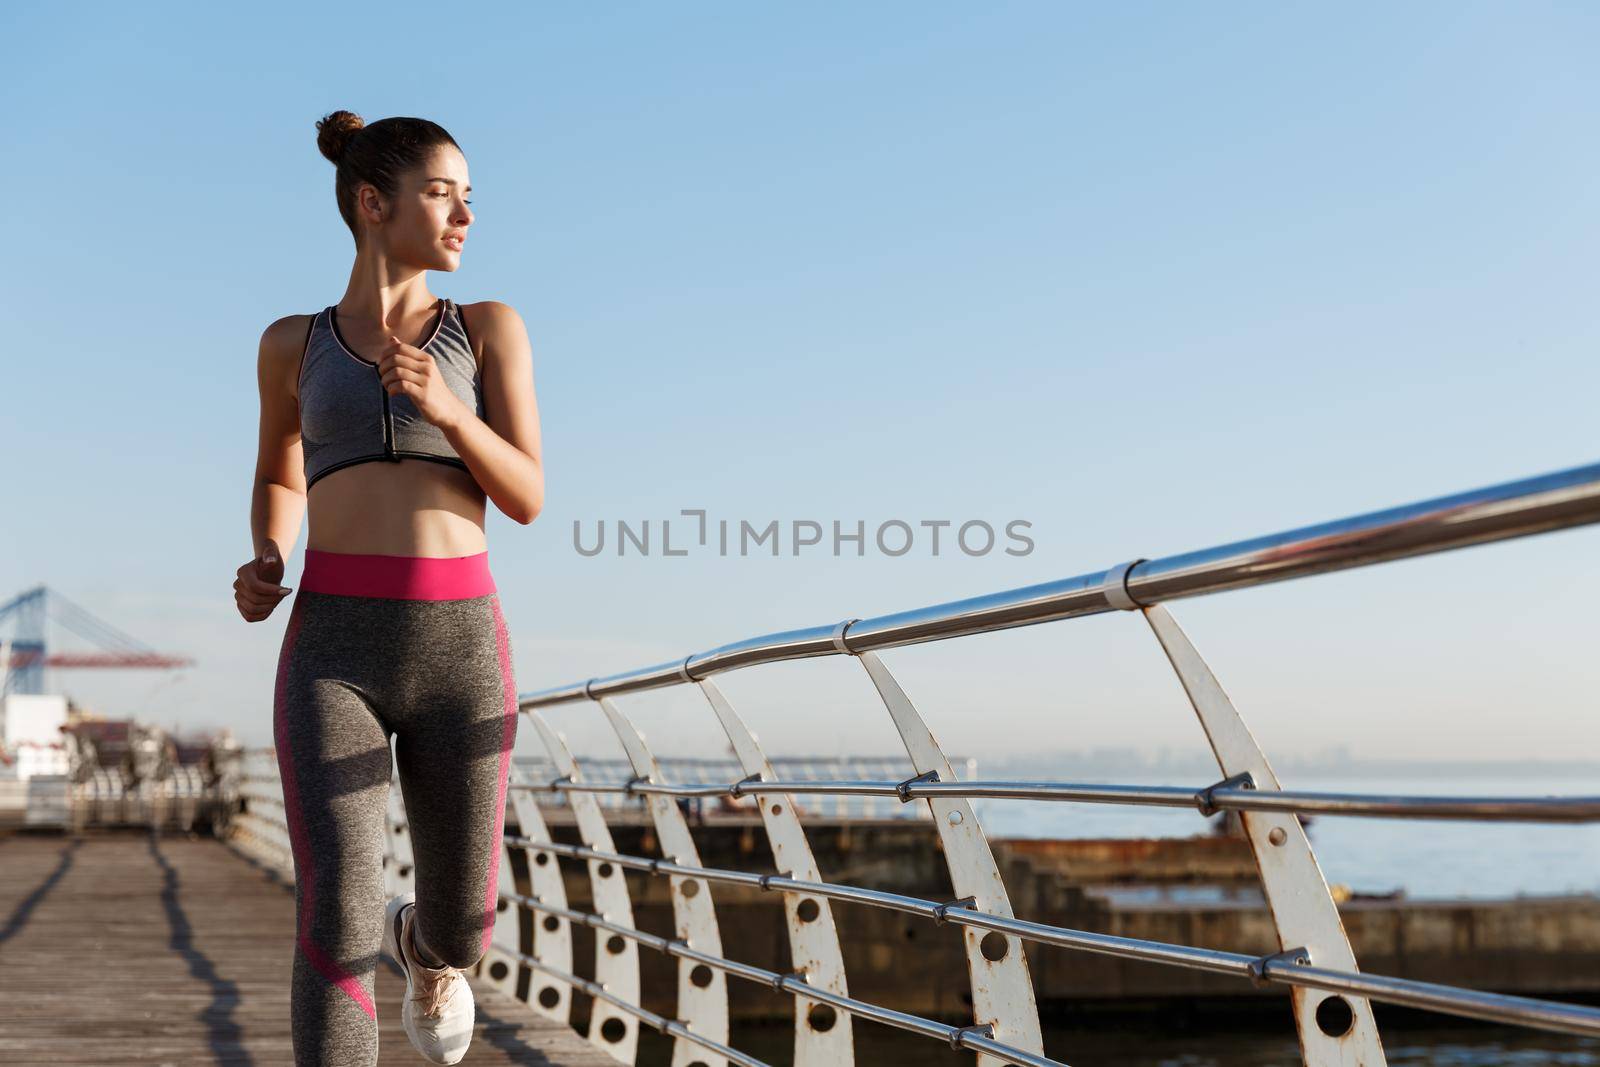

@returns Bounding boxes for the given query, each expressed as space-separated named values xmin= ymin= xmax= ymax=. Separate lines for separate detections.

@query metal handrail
xmin=488 ymin=460 xmax=1600 ymax=1063
xmin=514 ymin=774 xmax=1600 ymax=822
xmin=521 ymin=460 xmax=1600 ymax=706
xmin=509 ymin=836 xmax=1600 ymax=1038
xmin=515 ymin=955 xmax=772 ymax=1067
xmin=505 ymin=890 xmax=1065 ymax=1067
xmin=514 ymin=753 xmax=965 ymax=818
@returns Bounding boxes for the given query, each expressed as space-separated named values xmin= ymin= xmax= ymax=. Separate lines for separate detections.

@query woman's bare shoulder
xmin=458 ymin=300 xmax=527 ymax=332
xmin=259 ymin=312 xmax=316 ymax=360
xmin=257 ymin=312 xmax=318 ymax=394
xmin=457 ymin=301 xmax=529 ymax=370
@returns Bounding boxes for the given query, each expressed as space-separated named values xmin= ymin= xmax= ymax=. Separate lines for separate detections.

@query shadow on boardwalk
xmin=0 ymin=828 xmax=608 ymax=1065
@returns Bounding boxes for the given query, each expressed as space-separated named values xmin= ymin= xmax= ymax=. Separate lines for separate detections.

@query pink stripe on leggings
xmin=274 ymin=594 xmax=378 ymax=1021
xmin=483 ymin=595 xmax=519 ymax=956
xmin=300 ymin=549 xmax=496 ymax=601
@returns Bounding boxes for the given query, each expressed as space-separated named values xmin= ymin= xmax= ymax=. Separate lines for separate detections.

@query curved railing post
xmin=529 ymin=710 xmax=641 ymax=1065
xmin=494 ymin=760 xmax=575 ymax=1020
xmin=852 ymin=642 xmax=1046 ymax=1066
xmin=484 ymin=840 xmax=521 ymax=993
xmin=696 ymin=677 xmax=856 ymax=1067
xmin=596 ymin=696 xmax=731 ymax=1067
xmin=385 ymin=778 xmax=415 ymax=899
xmin=1139 ymin=601 xmax=1388 ymax=1065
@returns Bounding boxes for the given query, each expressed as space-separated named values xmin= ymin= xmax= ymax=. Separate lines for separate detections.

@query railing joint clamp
xmin=731 ymin=771 xmax=763 ymax=798
xmin=1101 ymin=558 xmax=1148 ymax=611
xmin=622 ymin=775 xmax=649 ymax=795
xmin=949 ymin=1022 xmax=994 ymax=1051
xmin=896 ymin=768 xmax=940 ymax=802
xmin=1249 ymin=946 xmax=1311 ymax=987
xmin=933 ymin=895 xmax=977 ymax=925
xmin=1196 ymin=771 xmax=1255 ymax=817
xmin=771 ymin=969 xmax=802 ymax=993
xmin=831 ymin=617 xmax=862 ymax=655
xmin=546 ymin=775 xmax=572 ymax=794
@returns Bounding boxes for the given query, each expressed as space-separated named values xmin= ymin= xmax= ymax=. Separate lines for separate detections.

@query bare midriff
xmin=306 ymin=459 xmax=488 ymax=557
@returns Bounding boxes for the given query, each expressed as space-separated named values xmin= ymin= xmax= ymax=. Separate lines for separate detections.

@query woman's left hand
xmin=377 ymin=335 xmax=470 ymax=430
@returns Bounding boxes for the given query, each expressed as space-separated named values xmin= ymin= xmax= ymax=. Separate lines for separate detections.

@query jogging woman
xmin=235 ymin=110 xmax=544 ymax=1066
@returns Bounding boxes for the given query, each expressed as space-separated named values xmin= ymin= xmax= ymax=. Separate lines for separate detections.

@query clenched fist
xmin=377 ymin=334 xmax=470 ymax=430
xmin=236 ymin=545 xmax=292 ymax=622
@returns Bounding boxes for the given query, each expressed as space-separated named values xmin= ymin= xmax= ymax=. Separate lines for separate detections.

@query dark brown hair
xmin=314 ymin=110 xmax=462 ymax=239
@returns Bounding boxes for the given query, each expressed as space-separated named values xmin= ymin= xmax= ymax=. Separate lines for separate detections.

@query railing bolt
xmin=1249 ymin=945 xmax=1312 ymax=988
xmin=1195 ymin=771 xmax=1255 ymax=818
xmin=948 ymin=1021 xmax=995 ymax=1051
xmin=895 ymin=768 xmax=939 ymax=803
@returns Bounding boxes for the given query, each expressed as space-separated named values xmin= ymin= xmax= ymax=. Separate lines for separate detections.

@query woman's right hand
xmin=236 ymin=545 xmax=293 ymax=622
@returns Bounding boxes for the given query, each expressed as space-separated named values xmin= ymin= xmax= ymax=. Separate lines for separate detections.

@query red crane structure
xmin=0 ymin=584 xmax=195 ymax=696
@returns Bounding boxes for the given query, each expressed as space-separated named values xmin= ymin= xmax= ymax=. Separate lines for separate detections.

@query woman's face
xmin=363 ymin=144 xmax=474 ymax=272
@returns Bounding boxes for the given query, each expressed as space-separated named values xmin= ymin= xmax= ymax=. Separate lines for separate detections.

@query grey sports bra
xmin=296 ymin=298 xmax=486 ymax=490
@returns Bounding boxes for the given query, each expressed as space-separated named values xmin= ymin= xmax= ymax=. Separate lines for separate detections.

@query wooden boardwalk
xmin=0 ymin=828 xmax=612 ymax=1066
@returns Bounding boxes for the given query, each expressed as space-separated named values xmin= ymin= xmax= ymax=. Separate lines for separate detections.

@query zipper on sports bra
xmin=373 ymin=364 xmax=399 ymax=461
xmin=326 ymin=301 xmax=437 ymax=465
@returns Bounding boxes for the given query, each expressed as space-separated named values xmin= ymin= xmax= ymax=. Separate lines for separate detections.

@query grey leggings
xmin=272 ymin=549 xmax=519 ymax=1066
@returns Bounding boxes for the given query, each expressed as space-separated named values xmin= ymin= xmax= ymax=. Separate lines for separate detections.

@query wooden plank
xmin=0 ymin=829 xmax=613 ymax=1065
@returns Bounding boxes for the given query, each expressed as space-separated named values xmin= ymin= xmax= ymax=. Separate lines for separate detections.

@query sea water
xmin=973 ymin=774 xmax=1600 ymax=900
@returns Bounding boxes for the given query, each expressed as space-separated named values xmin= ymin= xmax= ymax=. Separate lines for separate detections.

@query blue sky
xmin=1 ymin=2 xmax=1596 ymax=769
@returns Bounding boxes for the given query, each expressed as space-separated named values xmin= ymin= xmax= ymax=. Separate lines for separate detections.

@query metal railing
xmin=515 ymin=754 xmax=973 ymax=818
xmin=484 ymin=459 xmax=1600 ymax=1067
xmin=218 ymin=460 xmax=1600 ymax=1065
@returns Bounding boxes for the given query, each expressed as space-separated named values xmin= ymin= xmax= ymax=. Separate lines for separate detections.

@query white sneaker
xmin=382 ymin=892 xmax=476 ymax=1064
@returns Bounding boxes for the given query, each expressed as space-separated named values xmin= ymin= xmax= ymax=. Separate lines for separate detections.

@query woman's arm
xmin=251 ymin=315 xmax=310 ymax=563
xmin=381 ymin=300 xmax=544 ymax=525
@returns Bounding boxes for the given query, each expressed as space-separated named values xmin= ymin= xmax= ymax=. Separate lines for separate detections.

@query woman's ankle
xmin=406 ymin=907 xmax=451 ymax=970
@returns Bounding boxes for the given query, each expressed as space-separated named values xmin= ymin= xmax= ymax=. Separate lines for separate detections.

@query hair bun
xmin=316 ymin=110 xmax=365 ymax=164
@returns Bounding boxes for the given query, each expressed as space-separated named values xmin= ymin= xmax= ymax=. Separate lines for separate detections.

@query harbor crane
xmin=0 ymin=585 xmax=194 ymax=696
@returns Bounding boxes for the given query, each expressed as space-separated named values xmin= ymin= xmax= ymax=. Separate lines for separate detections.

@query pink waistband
xmin=299 ymin=549 xmax=497 ymax=601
